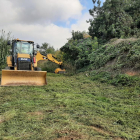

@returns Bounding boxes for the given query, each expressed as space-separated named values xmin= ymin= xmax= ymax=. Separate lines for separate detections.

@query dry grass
xmin=109 ymin=37 xmax=139 ymax=45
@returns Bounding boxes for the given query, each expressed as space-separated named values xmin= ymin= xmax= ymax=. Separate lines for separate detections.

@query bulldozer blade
xmin=1 ymin=70 xmax=47 ymax=86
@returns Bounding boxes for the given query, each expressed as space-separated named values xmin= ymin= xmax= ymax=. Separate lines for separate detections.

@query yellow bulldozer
xmin=1 ymin=39 xmax=65 ymax=86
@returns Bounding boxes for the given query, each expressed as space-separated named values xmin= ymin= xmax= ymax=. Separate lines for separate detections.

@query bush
xmin=62 ymin=62 xmax=76 ymax=76
xmin=61 ymin=36 xmax=98 ymax=69
xmin=90 ymin=71 xmax=139 ymax=86
xmin=39 ymin=60 xmax=59 ymax=73
xmin=111 ymin=74 xmax=137 ymax=86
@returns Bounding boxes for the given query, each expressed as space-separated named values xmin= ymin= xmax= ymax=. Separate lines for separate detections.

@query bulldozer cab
xmin=10 ymin=40 xmax=35 ymax=70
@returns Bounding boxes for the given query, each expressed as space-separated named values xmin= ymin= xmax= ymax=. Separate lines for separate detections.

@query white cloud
xmin=0 ymin=0 xmax=91 ymax=49
xmin=2 ymin=23 xmax=71 ymax=49
xmin=2 ymin=0 xmax=83 ymax=25
xmin=71 ymin=12 xmax=92 ymax=32
xmin=0 ymin=0 xmax=17 ymax=26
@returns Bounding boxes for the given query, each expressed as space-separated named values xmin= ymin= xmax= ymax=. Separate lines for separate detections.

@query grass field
xmin=0 ymin=73 xmax=140 ymax=140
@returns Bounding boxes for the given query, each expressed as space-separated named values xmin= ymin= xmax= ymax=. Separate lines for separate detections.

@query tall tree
xmin=88 ymin=0 xmax=133 ymax=44
xmin=0 ymin=30 xmax=11 ymax=69
xmin=125 ymin=0 xmax=140 ymax=36
xmin=40 ymin=42 xmax=55 ymax=55
xmin=71 ymin=30 xmax=83 ymax=40
xmin=60 ymin=31 xmax=98 ymax=69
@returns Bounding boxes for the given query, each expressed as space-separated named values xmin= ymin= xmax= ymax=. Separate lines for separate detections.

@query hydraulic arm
xmin=35 ymin=51 xmax=65 ymax=74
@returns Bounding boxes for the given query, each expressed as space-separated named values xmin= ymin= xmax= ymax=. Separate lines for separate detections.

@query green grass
xmin=0 ymin=73 xmax=140 ymax=139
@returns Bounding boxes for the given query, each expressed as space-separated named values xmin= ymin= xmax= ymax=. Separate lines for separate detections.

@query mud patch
xmin=55 ymin=130 xmax=86 ymax=140
xmin=125 ymin=71 xmax=139 ymax=76
xmin=90 ymin=124 xmax=125 ymax=140
xmin=91 ymin=124 xmax=111 ymax=136
xmin=0 ymin=116 xmax=4 ymax=124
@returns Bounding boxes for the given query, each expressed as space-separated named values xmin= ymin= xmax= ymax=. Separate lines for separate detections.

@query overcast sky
xmin=0 ymin=0 xmax=105 ymax=49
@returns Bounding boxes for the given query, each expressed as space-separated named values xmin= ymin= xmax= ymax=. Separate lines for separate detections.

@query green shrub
xmin=61 ymin=36 xmax=98 ymax=69
xmin=62 ymin=62 xmax=76 ymax=76
xmin=40 ymin=61 xmax=59 ymax=73
xmin=90 ymin=71 xmax=140 ymax=86
xmin=110 ymin=74 xmax=137 ymax=86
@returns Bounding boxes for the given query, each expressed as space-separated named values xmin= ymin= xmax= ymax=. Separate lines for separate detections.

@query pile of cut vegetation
xmin=89 ymin=38 xmax=140 ymax=71
xmin=87 ymin=38 xmax=140 ymax=86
